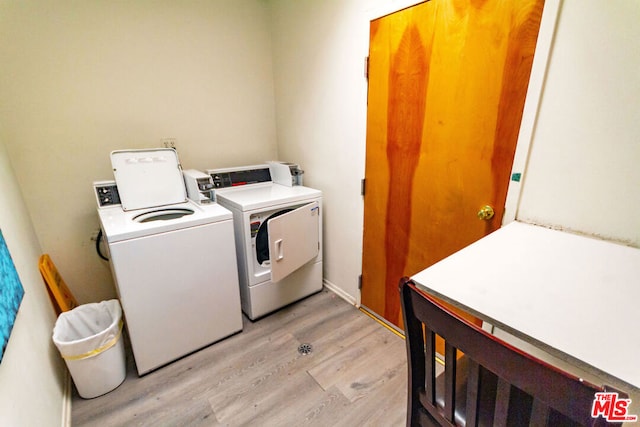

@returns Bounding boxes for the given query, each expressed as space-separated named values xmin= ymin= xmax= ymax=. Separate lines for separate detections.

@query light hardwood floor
xmin=71 ymin=289 xmax=409 ymax=426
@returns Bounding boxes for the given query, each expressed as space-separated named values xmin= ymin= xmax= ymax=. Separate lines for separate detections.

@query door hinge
xmin=358 ymin=274 xmax=363 ymax=290
xmin=364 ymin=56 xmax=369 ymax=80
xmin=361 ymin=178 xmax=366 ymax=196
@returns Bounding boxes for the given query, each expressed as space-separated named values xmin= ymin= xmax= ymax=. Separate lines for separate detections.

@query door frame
xmin=357 ymin=0 xmax=563 ymax=307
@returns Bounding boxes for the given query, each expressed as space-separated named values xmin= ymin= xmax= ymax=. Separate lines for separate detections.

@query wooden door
xmin=361 ymin=0 xmax=544 ymax=328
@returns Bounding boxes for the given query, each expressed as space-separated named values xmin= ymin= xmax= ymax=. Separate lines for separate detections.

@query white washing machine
xmin=96 ymin=148 xmax=242 ymax=375
xmin=206 ymin=164 xmax=322 ymax=320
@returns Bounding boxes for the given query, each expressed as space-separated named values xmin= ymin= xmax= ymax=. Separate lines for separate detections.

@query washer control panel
xmin=93 ymin=181 xmax=121 ymax=208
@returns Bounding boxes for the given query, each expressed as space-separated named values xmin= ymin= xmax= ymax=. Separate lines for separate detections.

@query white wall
xmin=517 ymin=0 xmax=640 ymax=247
xmin=0 ymin=139 xmax=66 ymax=426
xmin=269 ymin=0 xmax=368 ymax=304
xmin=0 ymin=0 xmax=277 ymax=304
xmin=268 ymin=0 xmax=422 ymax=305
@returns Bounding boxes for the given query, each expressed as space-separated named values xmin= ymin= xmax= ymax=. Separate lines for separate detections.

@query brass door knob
xmin=477 ymin=205 xmax=495 ymax=220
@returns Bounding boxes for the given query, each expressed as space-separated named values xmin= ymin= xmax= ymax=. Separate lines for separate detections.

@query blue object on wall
xmin=0 ymin=229 xmax=25 ymax=363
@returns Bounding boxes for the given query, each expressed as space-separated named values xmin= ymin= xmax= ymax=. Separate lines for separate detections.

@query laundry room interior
xmin=1 ymin=0 xmax=639 ymax=425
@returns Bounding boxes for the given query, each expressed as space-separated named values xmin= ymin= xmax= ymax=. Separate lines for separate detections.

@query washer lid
xmin=111 ymin=148 xmax=187 ymax=211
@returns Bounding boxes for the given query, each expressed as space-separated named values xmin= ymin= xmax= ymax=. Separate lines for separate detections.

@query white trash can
xmin=52 ymin=299 xmax=126 ymax=399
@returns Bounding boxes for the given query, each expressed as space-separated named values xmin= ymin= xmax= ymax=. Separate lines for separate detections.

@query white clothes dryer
xmin=96 ymin=149 xmax=242 ymax=375
xmin=207 ymin=164 xmax=322 ymax=320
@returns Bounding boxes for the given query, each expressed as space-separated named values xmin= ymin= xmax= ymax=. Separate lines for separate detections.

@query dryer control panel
xmin=94 ymin=181 xmax=121 ymax=208
xmin=207 ymin=165 xmax=271 ymax=188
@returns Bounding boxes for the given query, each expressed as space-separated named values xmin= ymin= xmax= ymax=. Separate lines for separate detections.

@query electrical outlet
xmin=161 ymin=138 xmax=176 ymax=149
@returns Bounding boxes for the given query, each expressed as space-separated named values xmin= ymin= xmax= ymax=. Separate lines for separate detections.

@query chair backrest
xmin=399 ymin=277 xmax=622 ymax=427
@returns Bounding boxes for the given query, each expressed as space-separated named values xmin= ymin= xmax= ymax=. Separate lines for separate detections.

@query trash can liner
xmin=53 ymin=299 xmax=122 ymax=359
xmin=52 ymin=299 xmax=126 ymax=398
xmin=60 ymin=320 xmax=122 ymax=361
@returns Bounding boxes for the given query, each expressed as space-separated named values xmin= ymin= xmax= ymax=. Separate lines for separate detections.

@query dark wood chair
xmin=399 ymin=277 xmax=625 ymax=427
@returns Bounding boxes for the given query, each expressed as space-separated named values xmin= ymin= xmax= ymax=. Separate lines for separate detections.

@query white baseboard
xmin=323 ymin=279 xmax=357 ymax=306
xmin=61 ymin=373 xmax=72 ymax=427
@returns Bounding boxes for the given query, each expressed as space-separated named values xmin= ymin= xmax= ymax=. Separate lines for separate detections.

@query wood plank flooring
xmin=71 ymin=289 xmax=409 ymax=426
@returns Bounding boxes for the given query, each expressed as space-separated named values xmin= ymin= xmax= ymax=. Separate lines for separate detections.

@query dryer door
xmin=267 ymin=201 xmax=320 ymax=282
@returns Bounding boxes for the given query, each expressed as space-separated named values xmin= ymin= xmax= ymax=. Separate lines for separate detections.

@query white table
xmin=411 ymin=221 xmax=640 ymax=394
